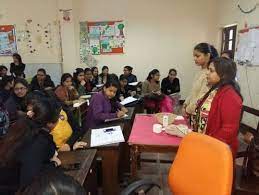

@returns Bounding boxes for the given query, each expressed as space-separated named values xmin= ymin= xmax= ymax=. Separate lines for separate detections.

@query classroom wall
xmin=0 ymin=0 xmax=62 ymax=83
xmin=71 ymin=0 xmax=219 ymax=98
xmin=1 ymin=0 xmax=220 ymax=98
xmin=216 ymin=0 xmax=259 ymax=127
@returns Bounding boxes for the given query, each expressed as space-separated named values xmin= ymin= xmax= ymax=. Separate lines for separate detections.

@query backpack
xmin=0 ymin=103 xmax=9 ymax=137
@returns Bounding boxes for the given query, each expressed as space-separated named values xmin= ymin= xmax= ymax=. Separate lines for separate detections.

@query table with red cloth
xmin=128 ymin=114 xmax=189 ymax=177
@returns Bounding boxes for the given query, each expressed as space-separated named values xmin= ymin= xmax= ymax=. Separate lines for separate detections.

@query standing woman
xmin=194 ymin=57 xmax=243 ymax=157
xmin=10 ymin=53 xmax=26 ymax=78
xmin=183 ymin=43 xmax=218 ymax=118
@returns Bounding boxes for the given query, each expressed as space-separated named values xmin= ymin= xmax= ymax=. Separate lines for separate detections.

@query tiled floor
xmin=133 ymin=152 xmax=175 ymax=195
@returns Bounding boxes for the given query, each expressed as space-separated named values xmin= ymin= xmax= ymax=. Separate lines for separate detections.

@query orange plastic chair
xmin=168 ymin=132 xmax=233 ymax=195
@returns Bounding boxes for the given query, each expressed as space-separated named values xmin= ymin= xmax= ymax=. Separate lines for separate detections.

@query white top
xmin=184 ymin=68 xmax=210 ymax=114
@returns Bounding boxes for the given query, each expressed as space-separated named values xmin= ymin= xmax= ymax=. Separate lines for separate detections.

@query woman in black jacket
xmin=10 ymin=53 xmax=26 ymax=78
xmin=161 ymin=68 xmax=180 ymax=95
xmin=30 ymin=68 xmax=55 ymax=91
xmin=0 ymin=97 xmax=60 ymax=193
xmin=5 ymin=78 xmax=29 ymax=122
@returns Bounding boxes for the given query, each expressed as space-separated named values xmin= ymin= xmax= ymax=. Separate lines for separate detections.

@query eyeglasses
xmin=14 ymin=87 xmax=27 ymax=91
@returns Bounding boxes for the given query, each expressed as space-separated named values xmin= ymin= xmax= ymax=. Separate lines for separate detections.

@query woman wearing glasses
xmin=5 ymin=78 xmax=29 ymax=123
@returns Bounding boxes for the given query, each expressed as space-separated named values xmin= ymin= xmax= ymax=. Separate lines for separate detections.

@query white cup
xmin=153 ymin=124 xmax=162 ymax=134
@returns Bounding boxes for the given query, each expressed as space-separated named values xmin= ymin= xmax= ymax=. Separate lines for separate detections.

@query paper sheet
xmin=104 ymin=114 xmax=128 ymax=122
xmin=120 ymin=96 xmax=138 ymax=105
xmin=91 ymin=125 xmax=125 ymax=147
xmin=128 ymin=82 xmax=138 ymax=86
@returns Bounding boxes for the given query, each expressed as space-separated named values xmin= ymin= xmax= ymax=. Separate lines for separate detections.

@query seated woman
xmin=91 ymin=66 xmax=99 ymax=86
xmin=120 ymin=66 xmax=137 ymax=83
xmin=55 ymin=73 xmax=79 ymax=107
xmin=161 ymin=68 xmax=180 ymax=95
xmin=84 ymin=68 xmax=95 ymax=92
xmin=84 ymin=80 xmax=128 ymax=129
xmin=0 ymin=98 xmax=61 ymax=193
xmin=5 ymin=78 xmax=29 ymax=122
xmin=30 ymin=68 xmax=55 ymax=91
xmin=0 ymin=75 xmax=14 ymax=103
xmin=98 ymin=66 xmax=110 ymax=85
xmin=194 ymin=57 xmax=243 ymax=157
xmin=142 ymin=69 xmax=173 ymax=113
xmin=0 ymin=65 xmax=8 ymax=78
xmin=26 ymin=92 xmax=86 ymax=152
xmin=118 ymin=75 xmax=130 ymax=101
xmin=73 ymin=68 xmax=86 ymax=96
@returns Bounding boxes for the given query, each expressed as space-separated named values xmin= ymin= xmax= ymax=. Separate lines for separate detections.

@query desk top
xmin=81 ymin=107 xmax=136 ymax=149
xmin=58 ymin=149 xmax=97 ymax=185
xmin=128 ymin=114 xmax=188 ymax=146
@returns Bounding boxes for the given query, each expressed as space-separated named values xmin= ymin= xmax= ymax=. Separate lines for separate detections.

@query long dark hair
xmin=13 ymin=53 xmax=23 ymax=64
xmin=73 ymin=68 xmax=84 ymax=89
xmin=14 ymin=78 xmax=29 ymax=89
xmin=194 ymin=43 xmax=219 ymax=62
xmin=61 ymin=73 xmax=72 ymax=86
xmin=0 ymin=75 xmax=14 ymax=89
xmin=146 ymin=69 xmax=160 ymax=83
xmin=0 ymin=98 xmax=59 ymax=164
xmin=198 ymin=57 xmax=242 ymax=109
xmin=91 ymin=67 xmax=98 ymax=77
xmin=22 ymin=170 xmax=85 ymax=195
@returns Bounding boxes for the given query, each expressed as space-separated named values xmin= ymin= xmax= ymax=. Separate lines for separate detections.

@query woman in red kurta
xmin=194 ymin=57 xmax=243 ymax=157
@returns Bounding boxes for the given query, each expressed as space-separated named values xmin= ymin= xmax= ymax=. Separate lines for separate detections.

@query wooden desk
xmin=58 ymin=149 xmax=97 ymax=194
xmin=81 ymin=107 xmax=136 ymax=195
xmin=128 ymin=114 xmax=188 ymax=178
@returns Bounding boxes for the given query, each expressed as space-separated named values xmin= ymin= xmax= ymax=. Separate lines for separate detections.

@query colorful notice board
xmin=87 ymin=21 xmax=125 ymax=55
xmin=0 ymin=25 xmax=17 ymax=55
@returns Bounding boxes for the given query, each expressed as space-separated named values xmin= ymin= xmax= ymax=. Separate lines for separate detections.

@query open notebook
xmin=91 ymin=125 xmax=125 ymax=147
xmin=120 ymin=96 xmax=138 ymax=106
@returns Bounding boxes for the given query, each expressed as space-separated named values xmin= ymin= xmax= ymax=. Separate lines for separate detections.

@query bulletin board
xmin=0 ymin=25 xmax=17 ymax=56
xmin=235 ymin=26 xmax=259 ymax=66
xmin=87 ymin=21 xmax=125 ymax=55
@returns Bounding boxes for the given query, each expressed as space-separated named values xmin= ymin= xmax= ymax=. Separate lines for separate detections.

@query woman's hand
xmin=121 ymin=107 xmax=128 ymax=113
xmin=117 ymin=110 xmax=125 ymax=118
xmin=73 ymin=141 xmax=87 ymax=150
xmin=58 ymin=144 xmax=71 ymax=152
xmin=51 ymin=152 xmax=61 ymax=167
xmin=26 ymin=110 xmax=34 ymax=118
xmin=80 ymin=80 xmax=86 ymax=86
xmin=243 ymin=132 xmax=254 ymax=144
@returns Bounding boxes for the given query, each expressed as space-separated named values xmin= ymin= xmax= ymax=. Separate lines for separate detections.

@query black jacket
xmin=161 ymin=77 xmax=180 ymax=95
xmin=4 ymin=94 xmax=27 ymax=123
xmin=0 ymin=121 xmax=56 ymax=193
xmin=30 ymin=75 xmax=55 ymax=91
xmin=10 ymin=63 xmax=26 ymax=77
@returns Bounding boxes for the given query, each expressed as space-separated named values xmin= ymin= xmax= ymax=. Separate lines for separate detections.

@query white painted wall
xmin=216 ymin=0 xmax=259 ymax=127
xmin=0 ymin=0 xmax=220 ymax=98
xmin=71 ymin=0 xmax=219 ymax=98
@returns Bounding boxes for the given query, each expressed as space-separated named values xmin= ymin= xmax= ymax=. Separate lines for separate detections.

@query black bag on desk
xmin=243 ymin=135 xmax=259 ymax=179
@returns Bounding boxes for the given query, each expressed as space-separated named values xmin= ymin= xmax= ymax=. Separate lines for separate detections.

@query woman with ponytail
xmin=183 ymin=43 xmax=218 ymax=117
xmin=194 ymin=57 xmax=243 ymax=157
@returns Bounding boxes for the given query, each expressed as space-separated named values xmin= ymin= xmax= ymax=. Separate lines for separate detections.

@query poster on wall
xmin=0 ymin=25 xmax=17 ymax=55
xmin=87 ymin=21 xmax=125 ymax=55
